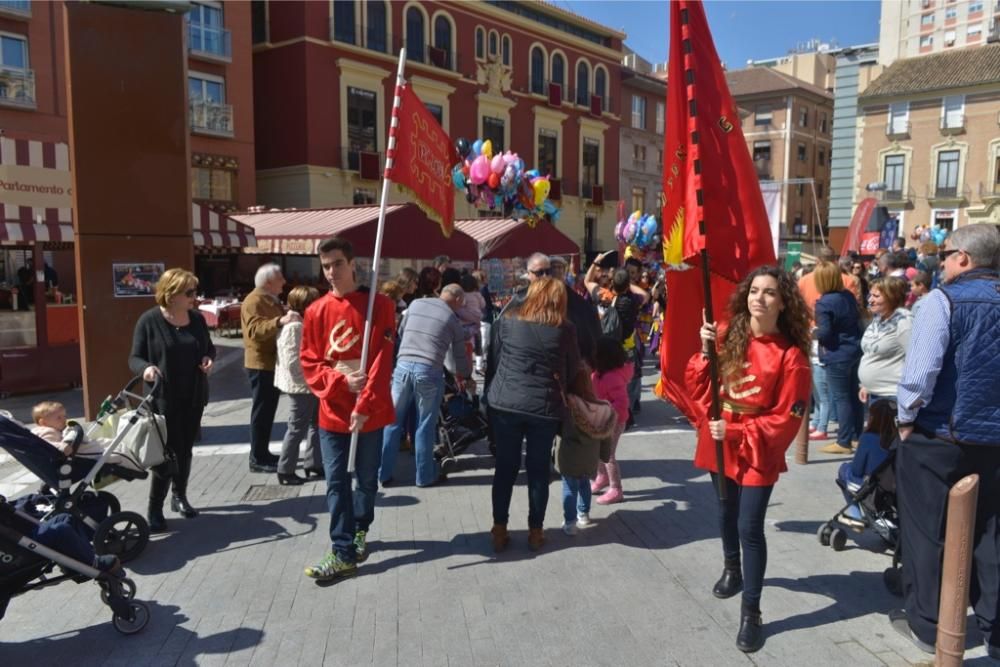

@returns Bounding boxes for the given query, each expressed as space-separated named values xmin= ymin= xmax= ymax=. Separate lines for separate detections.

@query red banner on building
xmin=655 ymin=0 xmax=776 ymax=422
xmin=386 ymin=84 xmax=457 ymax=238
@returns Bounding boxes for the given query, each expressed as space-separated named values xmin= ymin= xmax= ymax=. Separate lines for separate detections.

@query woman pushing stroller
xmin=689 ymin=266 xmax=812 ymax=653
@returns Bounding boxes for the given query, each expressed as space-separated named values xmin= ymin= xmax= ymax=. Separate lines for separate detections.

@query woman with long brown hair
xmin=485 ymin=277 xmax=581 ymax=553
xmin=689 ymin=266 xmax=811 ymax=653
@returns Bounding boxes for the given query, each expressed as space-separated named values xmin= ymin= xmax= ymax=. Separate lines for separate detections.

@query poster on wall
xmin=112 ymin=262 xmax=164 ymax=297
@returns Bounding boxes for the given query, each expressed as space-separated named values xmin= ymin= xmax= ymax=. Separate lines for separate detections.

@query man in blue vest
xmin=889 ymin=223 xmax=1000 ymax=657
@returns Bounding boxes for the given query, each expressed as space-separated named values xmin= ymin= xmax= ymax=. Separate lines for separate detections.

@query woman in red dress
xmin=687 ymin=266 xmax=812 ymax=653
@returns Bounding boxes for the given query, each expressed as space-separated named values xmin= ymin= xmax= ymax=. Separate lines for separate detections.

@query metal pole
xmin=935 ymin=473 xmax=980 ymax=666
xmin=699 ymin=248 xmax=727 ymax=501
xmin=809 ymin=180 xmax=827 ymax=248
xmin=347 ymin=47 xmax=406 ymax=474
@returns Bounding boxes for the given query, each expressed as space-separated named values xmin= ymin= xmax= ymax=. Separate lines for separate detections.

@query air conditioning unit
xmin=590 ymin=94 xmax=603 ymax=116
xmin=590 ymin=184 xmax=604 ymax=206
xmin=548 ymin=82 xmax=562 ymax=106
xmin=359 ymin=151 xmax=380 ymax=181
xmin=549 ymin=178 xmax=561 ymax=200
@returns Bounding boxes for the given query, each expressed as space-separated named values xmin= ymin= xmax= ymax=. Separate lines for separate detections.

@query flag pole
xmin=699 ymin=250 xmax=727 ymax=501
xmin=347 ymin=47 xmax=406 ymax=474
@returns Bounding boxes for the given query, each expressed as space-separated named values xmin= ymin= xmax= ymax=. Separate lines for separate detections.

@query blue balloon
xmin=452 ymin=165 xmax=466 ymax=190
xmin=471 ymin=139 xmax=483 ymax=157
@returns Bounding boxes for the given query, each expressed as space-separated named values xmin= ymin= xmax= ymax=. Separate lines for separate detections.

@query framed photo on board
xmin=112 ymin=262 xmax=164 ymax=298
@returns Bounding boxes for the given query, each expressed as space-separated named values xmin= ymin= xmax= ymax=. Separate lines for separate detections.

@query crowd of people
xmin=112 ymin=222 xmax=1000 ymax=656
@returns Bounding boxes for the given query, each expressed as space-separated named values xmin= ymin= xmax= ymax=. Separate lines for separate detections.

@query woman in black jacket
xmin=129 ymin=268 xmax=215 ymax=532
xmin=486 ymin=277 xmax=581 ymax=553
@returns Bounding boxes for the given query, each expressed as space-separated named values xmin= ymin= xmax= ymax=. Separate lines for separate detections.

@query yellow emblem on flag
xmin=662 ymin=206 xmax=685 ymax=267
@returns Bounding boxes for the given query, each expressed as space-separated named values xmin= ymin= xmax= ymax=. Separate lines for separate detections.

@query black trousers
xmin=711 ymin=473 xmax=774 ymax=609
xmin=150 ymin=402 xmax=203 ymax=505
xmin=247 ymin=368 xmax=281 ymax=463
xmin=896 ymin=431 xmax=1000 ymax=647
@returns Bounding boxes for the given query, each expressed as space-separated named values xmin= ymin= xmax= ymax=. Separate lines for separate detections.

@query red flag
xmin=386 ymin=83 xmax=457 ymax=237
xmin=655 ymin=0 xmax=777 ymax=422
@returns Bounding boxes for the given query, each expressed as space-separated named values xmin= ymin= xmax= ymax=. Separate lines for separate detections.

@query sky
xmin=555 ymin=0 xmax=883 ymax=68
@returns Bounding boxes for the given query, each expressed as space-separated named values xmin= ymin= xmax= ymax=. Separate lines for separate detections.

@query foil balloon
xmin=481 ymin=139 xmax=493 ymax=160
xmin=531 ymin=177 xmax=550 ymax=207
xmin=491 ymin=154 xmax=505 ymax=175
xmin=451 ymin=165 xmax=466 ymax=190
xmin=469 ymin=154 xmax=490 ymax=185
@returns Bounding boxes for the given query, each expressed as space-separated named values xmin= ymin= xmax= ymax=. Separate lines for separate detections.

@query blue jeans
xmin=810 ymin=361 xmax=836 ymax=432
xmin=490 ymin=409 xmax=560 ymax=529
xmin=825 ymin=359 xmax=864 ymax=446
xmin=380 ymin=361 xmax=445 ymax=486
xmin=711 ymin=473 xmax=774 ymax=608
xmin=319 ymin=428 xmax=383 ymax=563
xmin=562 ymin=476 xmax=592 ymax=523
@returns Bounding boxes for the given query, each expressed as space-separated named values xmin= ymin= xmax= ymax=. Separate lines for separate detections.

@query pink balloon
xmin=469 ymin=155 xmax=490 ymax=185
xmin=491 ymin=154 xmax=506 ymax=175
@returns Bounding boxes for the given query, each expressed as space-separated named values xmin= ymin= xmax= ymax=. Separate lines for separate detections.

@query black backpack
xmin=600 ymin=298 xmax=623 ymax=341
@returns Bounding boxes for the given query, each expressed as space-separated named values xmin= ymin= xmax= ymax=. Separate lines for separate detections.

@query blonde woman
xmin=129 ymin=268 xmax=216 ymax=532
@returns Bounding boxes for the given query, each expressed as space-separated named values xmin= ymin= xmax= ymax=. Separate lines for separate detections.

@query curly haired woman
xmin=688 ymin=266 xmax=812 ymax=653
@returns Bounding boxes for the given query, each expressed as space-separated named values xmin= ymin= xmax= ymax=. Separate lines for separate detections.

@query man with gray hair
xmin=379 ymin=283 xmax=473 ymax=487
xmin=241 ymin=263 xmax=301 ymax=472
xmin=889 ymin=223 xmax=1000 ymax=657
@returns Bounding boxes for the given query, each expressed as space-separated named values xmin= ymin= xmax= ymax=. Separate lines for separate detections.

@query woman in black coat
xmin=485 ymin=277 xmax=581 ymax=553
xmin=129 ymin=268 xmax=215 ymax=532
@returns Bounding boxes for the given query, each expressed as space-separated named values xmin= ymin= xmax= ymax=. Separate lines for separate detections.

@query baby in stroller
xmin=433 ymin=370 xmax=491 ymax=471
xmin=28 ymin=401 xmax=139 ymax=473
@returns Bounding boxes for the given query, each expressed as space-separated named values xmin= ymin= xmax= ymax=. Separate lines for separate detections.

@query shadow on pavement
xmin=126 ymin=496 xmax=320 ymax=575
xmin=0 ymin=601 xmax=263 ymax=665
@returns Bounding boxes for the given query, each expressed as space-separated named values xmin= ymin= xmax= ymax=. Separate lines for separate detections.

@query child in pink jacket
xmin=590 ymin=336 xmax=633 ymax=504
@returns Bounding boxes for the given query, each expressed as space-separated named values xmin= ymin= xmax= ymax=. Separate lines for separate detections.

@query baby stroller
xmin=0 ymin=376 xmax=162 ymax=563
xmin=0 ymin=494 xmax=150 ymax=633
xmin=434 ymin=372 xmax=491 ymax=472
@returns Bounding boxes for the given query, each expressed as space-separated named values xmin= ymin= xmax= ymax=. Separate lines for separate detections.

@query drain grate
xmin=241 ymin=484 xmax=302 ymax=502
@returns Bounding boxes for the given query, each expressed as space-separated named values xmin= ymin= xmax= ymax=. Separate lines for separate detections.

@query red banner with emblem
xmin=386 ymin=84 xmax=457 ymax=238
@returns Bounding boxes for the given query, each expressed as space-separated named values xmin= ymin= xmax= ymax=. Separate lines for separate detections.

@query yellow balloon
xmin=532 ymin=179 xmax=550 ymax=207
xmin=482 ymin=139 xmax=493 ymax=160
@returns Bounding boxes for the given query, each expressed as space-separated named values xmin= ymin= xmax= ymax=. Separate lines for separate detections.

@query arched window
xmin=366 ymin=0 xmax=387 ymax=53
xmin=501 ymin=34 xmax=511 ymax=66
xmin=475 ymin=26 xmax=484 ymax=60
xmin=405 ymin=7 xmax=425 ymax=63
xmin=530 ymin=46 xmax=545 ymax=95
xmin=551 ymin=53 xmax=565 ymax=89
xmin=594 ymin=66 xmax=607 ymax=110
xmin=433 ymin=15 xmax=452 ymax=69
xmin=576 ymin=61 xmax=590 ymax=106
xmin=488 ymin=30 xmax=498 ymax=57
xmin=332 ymin=0 xmax=356 ymax=44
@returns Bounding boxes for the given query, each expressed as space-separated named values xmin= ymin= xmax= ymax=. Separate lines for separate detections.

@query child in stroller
xmin=29 ymin=400 xmax=141 ymax=473
xmin=818 ymin=399 xmax=899 ymax=553
xmin=433 ymin=370 xmax=491 ymax=472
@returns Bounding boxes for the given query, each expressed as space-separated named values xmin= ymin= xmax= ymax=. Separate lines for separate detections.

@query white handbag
xmin=115 ymin=410 xmax=168 ymax=469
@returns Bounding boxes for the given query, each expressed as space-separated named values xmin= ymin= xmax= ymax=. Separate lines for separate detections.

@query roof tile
xmin=860 ymin=43 xmax=1000 ymax=100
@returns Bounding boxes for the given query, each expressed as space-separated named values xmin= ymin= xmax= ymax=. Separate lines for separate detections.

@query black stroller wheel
xmin=94 ymin=511 xmax=150 ymax=563
xmin=97 ymin=490 xmax=122 ymax=515
xmin=817 ymin=523 xmax=833 ymax=546
xmin=829 ymin=527 xmax=848 ymax=551
xmin=100 ymin=577 xmax=137 ymax=605
xmin=112 ymin=600 xmax=150 ymax=635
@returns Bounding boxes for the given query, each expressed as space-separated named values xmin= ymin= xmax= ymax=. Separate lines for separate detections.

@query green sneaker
xmin=354 ymin=530 xmax=368 ymax=563
xmin=304 ymin=551 xmax=357 ymax=581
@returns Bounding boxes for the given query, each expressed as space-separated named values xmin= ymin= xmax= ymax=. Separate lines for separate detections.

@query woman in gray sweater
xmin=858 ymin=276 xmax=912 ymax=405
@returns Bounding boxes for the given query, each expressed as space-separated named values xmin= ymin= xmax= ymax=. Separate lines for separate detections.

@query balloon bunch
xmin=451 ymin=137 xmax=559 ymax=227
xmin=909 ymin=223 xmax=947 ymax=246
xmin=615 ymin=208 xmax=660 ymax=251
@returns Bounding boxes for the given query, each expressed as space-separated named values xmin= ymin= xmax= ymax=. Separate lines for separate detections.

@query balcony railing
xmin=0 ymin=68 xmax=35 ymax=109
xmin=875 ymin=187 xmax=914 ymax=204
xmin=189 ymin=101 xmax=234 ymax=137
xmin=927 ymin=183 xmax=970 ymax=201
xmin=188 ymin=22 xmax=232 ymax=61
xmin=886 ymin=120 xmax=911 ymax=138
xmin=632 ymin=158 xmax=646 ymax=171
xmin=979 ymin=182 xmax=1000 ymax=200
xmin=940 ymin=114 xmax=966 ymax=134
xmin=0 ymin=0 xmax=30 ymax=18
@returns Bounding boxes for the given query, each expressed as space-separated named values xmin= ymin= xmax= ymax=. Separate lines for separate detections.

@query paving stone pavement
xmin=0 ymin=353 xmax=993 ymax=666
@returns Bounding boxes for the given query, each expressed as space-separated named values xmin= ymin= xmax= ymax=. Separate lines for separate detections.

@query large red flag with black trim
xmin=386 ymin=83 xmax=457 ymax=237
xmin=655 ymin=0 xmax=776 ymax=422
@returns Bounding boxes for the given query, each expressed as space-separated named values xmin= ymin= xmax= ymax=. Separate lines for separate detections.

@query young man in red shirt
xmin=300 ymin=237 xmax=396 ymax=581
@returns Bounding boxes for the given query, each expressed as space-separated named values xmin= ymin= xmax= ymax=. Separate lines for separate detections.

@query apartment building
xmin=879 ymin=0 xmax=1000 ymax=65
xmin=251 ymin=0 xmax=624 ymax=257
xmin=856 ymin=43 xmax=1000 ymax=237
xmin=619 ymin=50 xmax=666 ymax=218
xmin=726 ymin=67 xmax=835 ymax=240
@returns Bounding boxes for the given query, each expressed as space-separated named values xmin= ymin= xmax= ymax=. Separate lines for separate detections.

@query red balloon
xmin=487 ymin=172 xmax=500 ymax=190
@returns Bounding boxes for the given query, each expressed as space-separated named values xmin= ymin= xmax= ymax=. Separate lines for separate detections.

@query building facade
xmin=726 ymin=67 xmax=835 ymax=241
xmin=879 ymin=0 xmax=1000 ymax=65
xmin=619 ymin=51 xmax=666 ymax=220
xmin=856 ymin=43 xmax=1000 ymax=239
xmin=251 ymin=0 xmax=624 ymax=257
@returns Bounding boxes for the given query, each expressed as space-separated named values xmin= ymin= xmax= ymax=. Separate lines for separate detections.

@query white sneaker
xmin=561 ymin=521 xmax=579 ymax=536
xmin=576 ymin=512 xmax=592 ymax=528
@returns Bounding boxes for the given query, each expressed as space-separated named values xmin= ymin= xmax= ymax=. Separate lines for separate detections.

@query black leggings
xmin=711 ymin=474 xmax=774 ymax=608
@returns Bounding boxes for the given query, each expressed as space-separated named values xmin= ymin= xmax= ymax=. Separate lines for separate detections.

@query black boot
xmin=148 ymin=465 xmax=171 ymax=532
xmin=736 ymin=602 xmax=764 ymax=653
xmin=170 ymin=454 xmax=198 ymax=518
xmin=712 ymin=558 xmax=743 ymax=599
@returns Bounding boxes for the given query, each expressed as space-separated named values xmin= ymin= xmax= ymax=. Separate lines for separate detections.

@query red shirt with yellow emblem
xmin=686 ymin=333 xmax=811 ymax=486
xmin=300 ymin=290 xmax=396 ymax=433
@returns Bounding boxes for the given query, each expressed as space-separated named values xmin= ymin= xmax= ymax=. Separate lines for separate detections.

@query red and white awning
xmin=0 ymin=138 xmax=74 ymax=244
xmin=192 ymin=203 xmax=256 ymax=251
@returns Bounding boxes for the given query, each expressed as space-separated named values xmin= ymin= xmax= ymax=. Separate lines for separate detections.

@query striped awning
xmin=232 ymin=205 xmax=406 ymax=255
xmin=0 ymin=218 xmax=74 ymax=244
xmin=1 ymin=137 xmax=73 ymax=244
xmin=192 ymin=203 xmax=256 ymax=251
